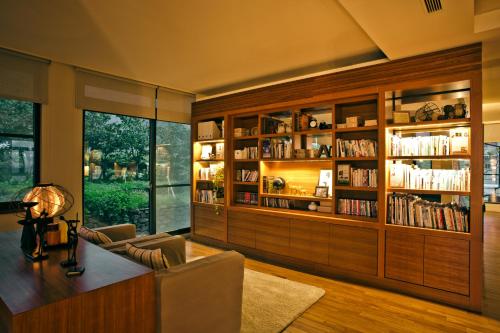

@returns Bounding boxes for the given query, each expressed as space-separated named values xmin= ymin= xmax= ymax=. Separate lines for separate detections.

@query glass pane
xmin=156 ymin=121 xmax=191 ymax=186
xmin=0 ymin=99 xmax=34 ymax=135
xmin=0 ymin=137 xmax=35 ymax=202
xmin=83 ymin=111 xmax=151 ymax=234
xmin=156 ymin=185 xmax=191 ymax=232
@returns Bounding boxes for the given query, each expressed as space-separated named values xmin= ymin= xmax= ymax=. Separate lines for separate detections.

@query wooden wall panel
xmin=385 ymin=232 xmax=424 ymax=285
xmin=228 ymin=210 xmax=256 ymax=248
xmin=329 ymin=225 xmax=378 ymax=276
xmin=290 ymin=219 xmax=329 ymax=265
xmin=255 ymin=215 xmax=290 ymax=256
xmin=193 ymin=44 xmax=481 ymax=116
xmin=424 ymin=236 xmax=470 ymax=296
xmin=193 ymin=205 xmax=226 ymax=241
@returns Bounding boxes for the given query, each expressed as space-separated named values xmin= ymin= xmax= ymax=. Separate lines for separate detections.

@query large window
xmin=83 ymin=111 xmax=191 ymax=234
xmin=156 ymin=121 xmax=191 ymax=233
xmin=484 ymin=142 xmax=500 ymax=203
xmin=0 ymin=98 xmax=39 ymax=211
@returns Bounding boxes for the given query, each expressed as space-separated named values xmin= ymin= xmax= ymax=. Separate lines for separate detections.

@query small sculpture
xmin=60 ymin=214 xmax=85 ymax=277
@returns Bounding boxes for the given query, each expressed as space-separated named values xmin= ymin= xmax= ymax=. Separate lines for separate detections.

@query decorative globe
xmin=12 ymin=184 xmax=74 ymax=218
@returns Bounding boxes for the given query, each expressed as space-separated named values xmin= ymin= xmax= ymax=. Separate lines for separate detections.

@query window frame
xmin=0 ymin=102 xmax=41 ymax=213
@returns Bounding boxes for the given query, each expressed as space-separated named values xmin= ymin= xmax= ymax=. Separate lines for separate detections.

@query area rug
xmin=241 ymin=269 xmax=325 ymax=333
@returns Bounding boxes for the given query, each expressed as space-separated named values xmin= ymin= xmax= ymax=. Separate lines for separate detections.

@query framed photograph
xmin=314 ymin=186 xmax=329 ymax=198
xmin=393 ymin=111 xmax=411 ymax=124
xmin=318 ymin=169 xmax=333 ymax=196
xmin=337 ymin=164 xmax=350 ymax=185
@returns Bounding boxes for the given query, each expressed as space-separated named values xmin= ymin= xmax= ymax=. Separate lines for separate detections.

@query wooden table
xmin=0 ymin=231 xmax=155 ymax=333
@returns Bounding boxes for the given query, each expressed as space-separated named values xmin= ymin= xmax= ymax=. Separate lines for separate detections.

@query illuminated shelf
xmin=194 ymin=138 xmax=225 ymax=143
xmin=387 ymin=188 xmax=470 ymax=196
xmin=385 ymin=118 xmax=470 ymax=130
xmin=335 ymin=125 xmax=378 ymax=133
xmin=294 ymin=129 xmax=333 ymax=135
xmin=260 ymin=193 xmax=332 ymax=202
xmin=387 ymin=155 xmax=470 ymax=160
xmin=335 ymin=185 xmax=378 ymax=192
xmin=334 ymin=157 xmax=377 ymax=161
xmin=195 ymin=159 xmax=224 ymax=162
xmin=261 ymin=158 xmax=331 ymax=162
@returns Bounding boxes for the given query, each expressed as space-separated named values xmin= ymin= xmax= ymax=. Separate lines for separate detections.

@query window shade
xmin=157 ymin=87 xmax=194 ymax=124
xmin=0 ymin=48 xmax=49 ymax=103
xmin=75 ymin=68 xmax=156 ymax=119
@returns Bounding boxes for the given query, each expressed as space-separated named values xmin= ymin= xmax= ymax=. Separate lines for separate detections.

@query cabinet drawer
xmin=290 ymin=219 xmax=329 ymax=265
xmin=255 ymin=215 xmax=290 ymax=256
xmin=330 ymin=225 xmax=378 ymax=276
xmin=424 ymin=236 xmax=469 ymax=295
xmin=385 ymin=232 xmax=424 ymax=285
xmin=193 ymin=205 xmax=226 ymax=241
xmin=228 ymin=210 xmax=256 ymax=248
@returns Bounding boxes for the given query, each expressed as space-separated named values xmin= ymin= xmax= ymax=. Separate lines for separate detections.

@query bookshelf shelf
xmin=294 ymin=129 xmax=333 ymax=135
xmin=334 ymin=157 xmax=378 ymax=161
xmin=261 ymin=158 xmax=332 ymax=162
xmin=335 ymin=125 xmax=378 ymax=133
xmin=332 ymin=214 xmax=378 ymax=222
xmin=233 ymin=159 xmax=259 ymax=162
xmin=260 ymin=193 xmax=332 ymax=202
xmin=335 ymin=185 xmax=378 ymax=192
xmin=259 ymin=133 xmax=292 ymax=138
xmin=386 ymin=118 xmax=470 ymax=130
xmin=233 ymin=181 xmax=258 ymax=185
xmin=233 ymin=135 xmax=259 ymax=140
xmin=387 ymin=155 xmax=471 ymax=160
xmin=195 ymin=159 xmax=224 ymax=162
xmin=385 ymin=223 xmax=471 ymax=239
xmin=387 ymin=188 xmax=470 ymax=196
xmin=194 ymin=138 xmax=225 ymax=144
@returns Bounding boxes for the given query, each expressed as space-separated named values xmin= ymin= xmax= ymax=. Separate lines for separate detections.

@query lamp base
xmin=66 ymin=266 xmax=85 ymax=277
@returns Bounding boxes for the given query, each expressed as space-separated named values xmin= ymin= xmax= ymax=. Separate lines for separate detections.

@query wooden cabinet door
xmin=385 ymin=231 xmax=424 ymax=285
xmin=228 ymin=210 xmax=256 ymax=248
xmin=255 ymin=215 xmax=290 ymax=256
xmin=329 ymin=225 xmax=378 ymax=275
xmin=290 ymin=219 xmax=329 ymax=265
xmin=424 ymin=236 xmax=470 ymax=295
xmin=193 ymin=205 xmax=226 ymax=241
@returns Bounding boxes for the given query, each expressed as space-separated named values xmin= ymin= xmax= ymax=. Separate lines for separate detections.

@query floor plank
xmin=186 ymin=212 xmax=500 ymax=332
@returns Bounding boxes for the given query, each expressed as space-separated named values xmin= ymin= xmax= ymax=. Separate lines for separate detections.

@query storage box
xmin=346 ymin=116 xmax=362 ymax=128
xmin=364 ymin=119 xmax=378 ymax=127
xmin=198 ymin=121 xmax=221 ymax=140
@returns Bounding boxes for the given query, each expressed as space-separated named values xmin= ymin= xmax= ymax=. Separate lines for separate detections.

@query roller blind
xmin=157 ymin=87 xmax=194 ymax=124
xmin=75 ymin=68 xmax=156 ymax=119
xmin=0 ymin=48 xmax=49 ymax=103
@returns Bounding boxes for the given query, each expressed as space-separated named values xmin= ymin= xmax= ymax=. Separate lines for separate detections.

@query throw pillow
xmin=125 ymin=243 xmax=170 ymax=270
xmin=78 ymin=226 xmax=113 ymax=245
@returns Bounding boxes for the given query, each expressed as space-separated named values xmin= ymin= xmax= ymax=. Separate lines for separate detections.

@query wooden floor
xmin=186 ymin=212 xmax=500 ymax=332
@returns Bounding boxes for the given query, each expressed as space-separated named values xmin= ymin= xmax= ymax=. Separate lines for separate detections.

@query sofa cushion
xmin=100 ymin=232 xmax=171 ymax=251
xmin=79 ymin=226 xmax=112 ymax=245
xmin=125 ymin=243 xmax=170 ymax=270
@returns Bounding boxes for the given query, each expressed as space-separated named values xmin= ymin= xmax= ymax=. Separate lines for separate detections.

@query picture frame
xmin=318 ymin=169 xmax=333 ymax=196
xmin=337 ymin=164 xmax=351 ymax=185
xmin=393 ymin=111 xmax=411 ymax=124
xmin=314 ymin=186 xmax=329 ymax=198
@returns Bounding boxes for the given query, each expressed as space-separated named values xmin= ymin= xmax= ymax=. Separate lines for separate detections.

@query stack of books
xmin=390 ymin=135 xmax=450 ymax=156
xmin=387 ymin=193 xmax=469 ymax=232
xmin=351 ymin=168 xmax=378 ymax=187
xmin=390 ymin=164 xmax=470 ymax=191
xmin=235 ymin=192 xmax=258 ymax=205
xmin=336 ymin=139 xmax=377 ymax=157
xmin=262 ymin=138 xmax=293 ymax=159
xmin=337 ymin=199 xmax=377 ymax=217
xmin=235 ymin=169 xmax=259 ymax=182
xmin=195 ymin=189 xmax=216 ymax=204
xmin=234 ymin=146 xmax=258 ymax=159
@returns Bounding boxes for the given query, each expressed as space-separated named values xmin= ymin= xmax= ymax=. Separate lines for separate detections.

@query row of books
xmin=387 ymin=193 xmax=469 ymax=232
xmin=351 ymin=168 xmax=378 ymax=187
xmin=390 ymin=135 xmax=450 ymax=156
xmin=235 ymin=169 xmax=259 ymax=182
xmin=234 ymin=146 xmax=258 ymax=160
xmin=262 ymin=138 xmax=293 ymax=159
xmin=235 ymin=192 xmax=258 ymax=205
xmin=337 ymin=199 xmax=377 ymax=217
xmin=336 ymin=139 xmax=377 ymax=157
xmin=262 ymin=197 xmax=292 ymax=209
xmin=390 ymin=164 xmax=470 ymax=191
xmin=195 ymin=189 xmax=216 ymax=204
xmin=198 ymin=165 xmax=220 ymax=181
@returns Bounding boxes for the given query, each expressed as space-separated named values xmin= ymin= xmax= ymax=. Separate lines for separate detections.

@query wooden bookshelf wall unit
xmin=191 ymin=44 xmax=483 ymax=311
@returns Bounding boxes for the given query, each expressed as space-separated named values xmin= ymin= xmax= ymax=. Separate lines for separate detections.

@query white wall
xmin=0 ymin=62 xmax=82 ymax=232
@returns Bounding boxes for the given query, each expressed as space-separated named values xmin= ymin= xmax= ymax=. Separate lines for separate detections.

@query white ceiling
xmin=0 ymin=0 xmax=499 ymax=102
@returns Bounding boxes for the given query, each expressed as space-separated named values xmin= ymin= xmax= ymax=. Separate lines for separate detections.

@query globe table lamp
xmin=13 ymin=184 xmax=74 ymax=262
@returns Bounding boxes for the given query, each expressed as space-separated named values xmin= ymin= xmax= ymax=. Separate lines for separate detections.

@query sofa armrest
xmin=93 ymin=224 xmax=136 ymax=242
xmin=155 ymin=251 xmax=244 ymax=333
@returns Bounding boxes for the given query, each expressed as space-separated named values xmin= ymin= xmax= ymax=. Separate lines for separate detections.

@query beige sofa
xmin=94 ymin=224 xmax=245 ymax=333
